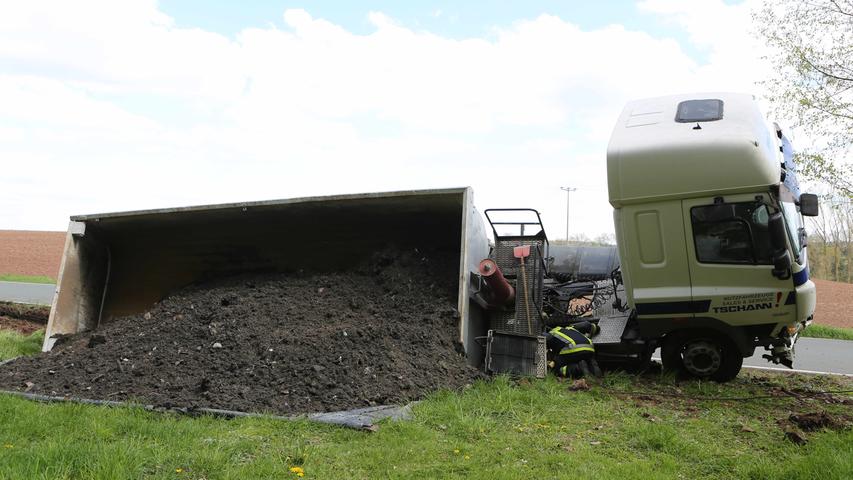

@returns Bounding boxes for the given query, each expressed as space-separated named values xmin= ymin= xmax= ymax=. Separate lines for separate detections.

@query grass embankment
xmin=0 ymin=274 xmax=55 ymax=284
xmin=0 ymin=330 xmax=43 ymax=361
xmin=801 ymin=324 xmax=853 ymax=341
xmin=0 ymin=337 xmax=850 ymax=479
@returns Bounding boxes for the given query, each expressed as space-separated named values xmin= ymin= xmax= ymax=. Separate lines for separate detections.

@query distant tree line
xmin=552 ymin=233 xmax=616 ymax=247
xmin=807 ymin=198 xmax=853 ymax=283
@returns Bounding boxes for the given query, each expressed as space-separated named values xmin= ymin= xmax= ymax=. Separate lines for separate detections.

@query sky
xmin=1 ymin=0 xmax=773 ymax=238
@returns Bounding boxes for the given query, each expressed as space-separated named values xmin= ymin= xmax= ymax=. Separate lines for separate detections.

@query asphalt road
xmin=652 ymin=336 xmax=853 ymax=377
xmin=0 ymin=281 xmax=55 ymax=305
xmin=742 ymin=337 xmax=853 ymax=376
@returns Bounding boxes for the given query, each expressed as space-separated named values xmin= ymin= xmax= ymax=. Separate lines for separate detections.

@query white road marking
xmin=740 ymin=364 xmax=853 ymax=377
xmin=650 ymin=357 xmax=853 ymax=377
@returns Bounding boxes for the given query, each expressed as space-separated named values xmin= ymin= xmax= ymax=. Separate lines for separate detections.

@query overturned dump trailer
xmin=44 ymin=188 xmax=491 ymax=365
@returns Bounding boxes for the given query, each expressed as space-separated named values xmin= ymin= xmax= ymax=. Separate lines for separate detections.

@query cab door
xmin=682 ymin=194 xmax=796 ymax=327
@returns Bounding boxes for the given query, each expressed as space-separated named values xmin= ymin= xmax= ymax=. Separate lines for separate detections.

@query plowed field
xmin=812 ymin=279 xmax=853 ymax=329
xmin=0 ymin=230 xmax=64 ymax=279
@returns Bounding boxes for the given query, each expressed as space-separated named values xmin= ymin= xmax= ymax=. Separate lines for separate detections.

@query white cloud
xmin=0 ymin=0 xmax=244 ymax=99
xmin=638 ymin=0 xmax=769 ymax=93
xmin=1 ymin=2 xmax=769 ymax=238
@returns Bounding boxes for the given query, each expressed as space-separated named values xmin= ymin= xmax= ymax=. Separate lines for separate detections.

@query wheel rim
xmin=682 ymin=340 xmax=722 ymax=377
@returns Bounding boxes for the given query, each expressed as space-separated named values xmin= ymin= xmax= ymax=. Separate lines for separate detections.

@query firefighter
xmin=546 ymin=321 xmax=602 ymax=378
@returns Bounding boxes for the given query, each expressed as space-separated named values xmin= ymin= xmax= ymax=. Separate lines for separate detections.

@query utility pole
xmin=560 ymin=186 xmax=577 ymax=242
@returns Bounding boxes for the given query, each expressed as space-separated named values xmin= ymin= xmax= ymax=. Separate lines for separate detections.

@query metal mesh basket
xmin=514 ymin=247 xmax=544 ymax=334
xmin=494 ymin=238 xmax=546 ymax=278
xmin=484 ymin=330 xmax=547 ymax=378
xmin=489 ymin=244 xmax=544 ymax=335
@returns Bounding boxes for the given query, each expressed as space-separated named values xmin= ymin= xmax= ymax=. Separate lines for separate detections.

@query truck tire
xmin=661 ymin=330 xmax=743 ymax=382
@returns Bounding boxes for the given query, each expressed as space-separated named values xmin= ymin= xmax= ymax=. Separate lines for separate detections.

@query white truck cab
xmin=606 ymin=92 xmax=818 ymax=380
xmin=475 ymin=92 xmax=818 ymax=381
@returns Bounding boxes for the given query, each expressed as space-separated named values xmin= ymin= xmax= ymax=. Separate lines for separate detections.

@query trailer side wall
xmin=44 ymin=189 xmax=491 ymax=365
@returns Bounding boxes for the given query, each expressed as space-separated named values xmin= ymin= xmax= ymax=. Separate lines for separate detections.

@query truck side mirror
xmin=768 ymin=212 xmax=787 ymax=251
xmin=772 ymin=250 xmax=792 ymax=280
xmin=799 ymin=193 xmax=819 ymax=217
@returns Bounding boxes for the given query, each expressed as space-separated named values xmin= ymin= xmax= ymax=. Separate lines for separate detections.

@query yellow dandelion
xmin=290 ymin=466 xmax=305 ymax=474
xmin=464 ymin=455 xmax=471 ymax=460
xmin=175 ymin=468 xmax=183 ymax=473
xmin=453 ymin=449 xmax=460 ymax=454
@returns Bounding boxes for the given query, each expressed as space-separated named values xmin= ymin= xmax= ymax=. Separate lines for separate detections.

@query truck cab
xmin=607 ymin=93 xmax=818 ymax=380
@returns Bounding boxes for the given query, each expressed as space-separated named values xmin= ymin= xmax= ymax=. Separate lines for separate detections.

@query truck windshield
xmin=781 ymin=201 xmax=802 ymax=258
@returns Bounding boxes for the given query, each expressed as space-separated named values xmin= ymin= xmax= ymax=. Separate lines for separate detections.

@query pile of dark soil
xmin=787 ymin=411 xmax=851 ymax=432
xmin=779 ymin=410 xmax=851 ymax=445
xmin=0 ymin=249 xmax=481 ymax=415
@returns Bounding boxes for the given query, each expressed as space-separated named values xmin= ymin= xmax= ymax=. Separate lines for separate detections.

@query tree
xmin=807 ymin=196 xmax=853 ymax=282
xmin=551 ymin=233 xmax=616 ymax=247
xmin=757 ymin=0 xmax=853 ymax=196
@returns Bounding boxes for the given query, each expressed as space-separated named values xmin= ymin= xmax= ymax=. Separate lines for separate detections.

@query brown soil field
xmin=813 ymin=278 xmax=853 ymax=329
xmin=0 ymin=230 xmax=65 ymax=279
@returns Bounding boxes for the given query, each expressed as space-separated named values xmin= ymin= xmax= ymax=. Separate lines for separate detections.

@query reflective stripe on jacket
xmin=547 ymin=326 xmax=595 ymax=355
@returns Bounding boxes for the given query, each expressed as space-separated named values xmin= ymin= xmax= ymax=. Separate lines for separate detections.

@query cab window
xmin=691 ymin=203 xmax=773 ymax=264
xmin=780 ymin=201 xmax=803 ymax=259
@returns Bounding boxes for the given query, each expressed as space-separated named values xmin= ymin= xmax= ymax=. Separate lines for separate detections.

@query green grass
xmin=0 ymin=273 xmax=55 ymax=284
xmin=0 ymin=335 xmax=851 ymax=479
xmin=0 ymin=330 xmax=43 ymax=360
xmin=0 ymin=373 xmax=849 ymax=479
xmin=801 ymin=324 xmax=853 ymax=341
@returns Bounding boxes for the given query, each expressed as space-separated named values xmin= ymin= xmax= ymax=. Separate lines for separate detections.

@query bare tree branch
xmin=829 ymin=0 xmax=853 ymax=16
xmin=757 ymin=0 xmax=853 ymax=192
xmin=799 ymin=54 xmax=853 ymax=83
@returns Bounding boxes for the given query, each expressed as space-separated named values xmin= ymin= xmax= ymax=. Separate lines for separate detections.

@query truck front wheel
xmin=661 ymin=330 xmax=743 ymax=382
